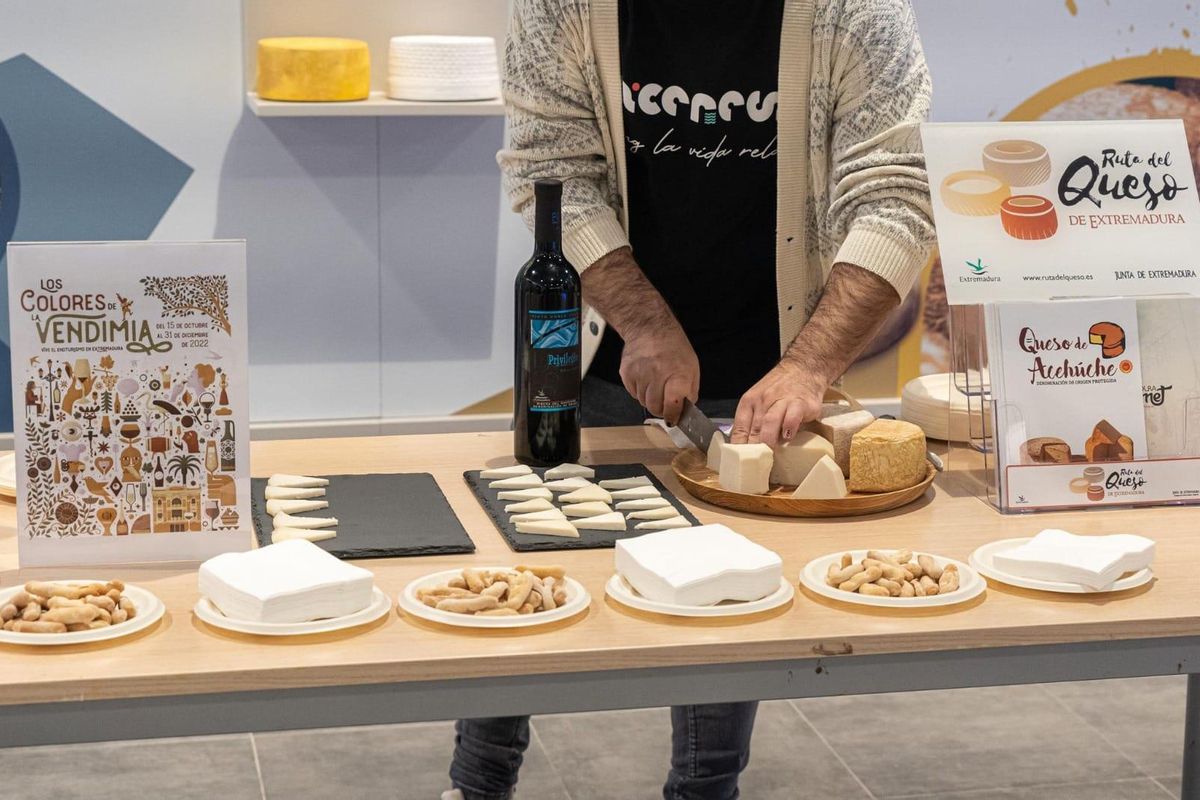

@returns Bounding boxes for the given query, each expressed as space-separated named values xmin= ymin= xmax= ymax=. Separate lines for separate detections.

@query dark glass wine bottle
xmin=514 ymin=179 xmax=582 ymax=466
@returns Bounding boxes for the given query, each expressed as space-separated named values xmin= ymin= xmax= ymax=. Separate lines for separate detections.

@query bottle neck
xmin=534 ymin=210 xmax=562 ymax=255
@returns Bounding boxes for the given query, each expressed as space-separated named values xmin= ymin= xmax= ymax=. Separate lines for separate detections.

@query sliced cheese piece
xmin=770 ymin=432 xmax=835 ymax=486
xmin=544 ymin=463 xmax=595 ymax=480
xmin=268 ymin=473 xmax=329 ymax=488
xmin=706 ymin=437 xmax=725 ymax=472
xmin=847 ymin=419 xmax=927 ymax=493
xmin=256 ymin=37 xmax=371 ymax=102
xmin=628 ymin=505 xmax=680 ymax=520
xmin=273 ymin=512 xmax=338 ymax=530
xmin=510 ymin=508 xmax=567 ymax=523
xmin=480 ymin=464 xmax=533 ymax=480
xmin=807 ymin=410 xmax=875 ymax=477
xmin=559 ymin=485 xmax=613 ymax=504
xmin=544 ymin=477 xmax=593 ymax=492
xmin=515 ymin=518 xmax=581 ymax=538
xmin=489 ymin=473 xmax=544 ymax=490
xmin=609 ymin=485 xmax=661 ymax=500
xmin=635 ymin=516 xmax=692 ymax=530
xmin=265 ymin=499 xmax=329 ymax=517
xmin=598 ymin=475 xmax=653 ymax=490
xmin=497 ymin=487 xmax=554 ymax=502
xmin=264 ymin=486 xmax=326 ymax=501
xmin=561 ymin=501 xmax=613 ymax=518
xmin=504 ymin=498 xmax=555 ymax=514
xmin=271 ymin=527 xmax=338 ymax=544
xmin=616 ymin=497 xmax=672 ymax=511
xmin=570 ymin=511 xmax=627 ymax=531
xmin=790 ymin=455 xmax=848 ymax=500
xmin=717 ymin=443 xmax=774 ymax=495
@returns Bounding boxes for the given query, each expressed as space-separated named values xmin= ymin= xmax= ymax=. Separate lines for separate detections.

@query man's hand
xmin=731 ymin=262 xmax=900 ymax=446
xmin=581 ymin=248 xmax=699 ymax=424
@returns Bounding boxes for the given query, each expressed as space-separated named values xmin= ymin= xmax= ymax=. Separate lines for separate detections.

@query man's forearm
xmin=580 ymin=247 xmax=682 ymax=338
xmin=782 ymin=263 xmax=900 ymax=386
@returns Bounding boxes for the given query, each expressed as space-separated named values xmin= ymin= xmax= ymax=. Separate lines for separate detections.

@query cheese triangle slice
xmin=489 ymin=473 xmax=544 ymax=490
xmin=559 ymin=485 xmax=613 ymax=504
xmin=635 ymin=516 xmax=692 ymax=530
xmin=544 ymin=463 xmax=595 ymax=480
xmin=510 ymin=509 xmax=567 ymax=523
xmin=598 ymin=476 xmax=653 ymax=490
xmin=480 ymin=464 xmax=533 ymax=480
xmin=616 ymin=497 xmax=672 ymax=511
xmin=628 ymin=505 xmax=680 ymax=520
xmin=497 ymin=488 xmax=554 ymax=502
xmin=707 ymin=437 xmax=725 ymax=472
xmin=264 ymin=486 xmax=326 ymax=501
xmin=271 ymin=527 xmax=337 ymax=544
xmin=273 ymin=512 xmax=338 ymax=530
xmin=609 ymin=485 xmax=661 ymax=500
xmin=267 ymin=474 xmax=329 ymax=488
xmin=544 ymin=477 xmax=593 ymax=492
xmin=504 ymin=498 xmax=555 ymax=513
xmin=571 ymin=511 xmax=627 ymax=531
xmin=515 ymin=518 xmax=581 ymax=538
xmin=791 ymin=455 xmax=848 ymax=500
xmin=265 ymin=499 xmax=329 ymax=517
xmin=561 ymin=501 xmax=613 ymax=517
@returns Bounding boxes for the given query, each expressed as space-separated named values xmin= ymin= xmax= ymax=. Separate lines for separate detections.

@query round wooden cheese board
xmin=671 ymin=448 xmax=936 ymax=518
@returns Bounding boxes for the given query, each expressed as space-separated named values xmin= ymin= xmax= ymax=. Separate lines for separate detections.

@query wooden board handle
xmin=824 ymin=386 xmax=865 ymax=412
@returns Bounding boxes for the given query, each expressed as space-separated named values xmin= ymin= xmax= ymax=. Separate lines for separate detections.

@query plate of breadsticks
xmin=0 ymin=579 xmax=164 ymax=645
xmin=800 ymin=549 xmax=985 ymax=609
xmin=398 ymin=564 xmax=590 ymax=628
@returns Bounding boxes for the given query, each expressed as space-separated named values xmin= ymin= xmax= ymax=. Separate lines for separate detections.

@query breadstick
xmin=826 ymin=563 xmax=866 ymax=587
xmin=939 ymin=564 xmax=960 ymax=594
xmin=840 ymin=553 xmax=853 ymax=569
xmin=462 ymin=569 xmax=486 ymax=593
xmin=918 ymin=575 xmax=940 ymax=596
xmin=11 ymin=620 xmax=68 ymax=633
xmin=893 ymin=550 xmax=913 ymax=566
xmin=25 ymin=581 xmax=83 ymax=600
xmin=911 ymin=580 xmax=926 ymax=597
xmin=866 ymin=551 xmax=903 ymax=568
xmin=2 ymin=620 xmax=13 ymax=630
xmin=876 ymin=578 xmax=903 ymax=597
xmin=482 ymin=581 xmax=508 ymax=599
xmin=447 ymin=575 xmax=467 ymax=590
xmin=105 ymin=588 xmax=122 ymax=602
xmin=119 ymin=597 xmax=136 ymax=619
xmin=106 ymin=580 xmax=125 ymax=593
xmin=436 ymin=595 xmax=498 ymax=614
xmin=528 ymin=591 xmax=542 ymax=609
xmin=541 ymin=577 xmax=558 ymax=610
xmin=917 ymin=555 xmax=943 ymax=581
xmin=858 ymin=583 xmax=891 ymax=597
xmin=476 ymin=608 xmax=520 ymax=617
xmin=905 ymin=562 xmax=924 ymax=579
xmin=88 ymin=620 xmax=110 ymax=629
xmin=85 ymin=595 xmax=117 ymax=613
xmin=47 ymin=596 xmax=86 ymax=609
xmin=66 ymin=622 xmax=90 ymax=632
xmin=21 ymin=602 xmax=41 ymax=621
xmin=864 ymin=560 xmax=912 ymax=583
xmin=9 ymin=591 xmax=31 ymax=608
xmin=517 ymin=603 xmax=535 ymax=615
xmin=42 ymin=605 xmax=100 ymax=625
xmin=838 ymin=566 xmax=882 ymax=593
xmin=70 ymin=583 xmax=109 ymax=599
xmin=0 ymin=604 xmax=15 ymax=622
xmin=899 ymin=580 xmax=916 ymax=598
xmin=513 ymin=564 xmax=566 ymax=580
xmin=111 ymin=609 xmax=128 ymax=625
xmin=553 ymin=588 xmax=567 ymax=606
xmin=505 ymin=574 xmax=534 ymax=610
xmin=91 ymin=606 xmax=112 ymax=624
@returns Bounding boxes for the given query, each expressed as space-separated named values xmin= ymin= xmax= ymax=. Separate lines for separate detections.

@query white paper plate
xmin=605 ymin=574 xmax=794 ymax=618
xmin=0 ymin=580 xmax=164 ymax=646
xmin=0 ymin=452 xmax=15 ymax=498
xmin=398 ymin=567 xmax=590 ymax=629
xmin=800 ymin=551 xmax=985 ymax=608
xmin=969 ymin=538 xmax=1154 ymax=594
xmin=194 ymin=586 xmax=391 ymax=636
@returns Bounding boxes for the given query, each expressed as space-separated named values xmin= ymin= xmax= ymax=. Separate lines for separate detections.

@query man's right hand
xmin=619 ymin=321 xmax=699 ymax=425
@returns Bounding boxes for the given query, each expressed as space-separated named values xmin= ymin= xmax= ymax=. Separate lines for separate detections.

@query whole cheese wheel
xmin=1088 ymin=321 xmax=1126 ymax=358
xmin=257 ymin=37 xmax=370 ymax=102
xmin=940 ymin=170 xmax=1011 ymax=216
xmin=982 ymin=140 xmax=1052 ymax=187
xmin=847 ymin=419 xmax=927 ymax=493
xmin=1000 ymin=195 xmax=1059 ymax=240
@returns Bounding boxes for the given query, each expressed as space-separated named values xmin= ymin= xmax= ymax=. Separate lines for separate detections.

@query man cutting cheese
xmin=446 ymin=0 xmax=934 ymax=798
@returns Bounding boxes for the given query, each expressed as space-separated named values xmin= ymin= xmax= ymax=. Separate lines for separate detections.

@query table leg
xmin=1183 ymin=674 xmax=1200 ymax=799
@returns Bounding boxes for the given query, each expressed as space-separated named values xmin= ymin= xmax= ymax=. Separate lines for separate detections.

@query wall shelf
xmin=246 ymin=91 xmax=504 ymax=118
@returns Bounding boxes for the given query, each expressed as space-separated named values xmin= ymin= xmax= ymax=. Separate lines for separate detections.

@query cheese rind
xmin=635 ymin=516 xmax=692 ymax=530
xmin=265 ymin=499 xmax=329 ymax=517
xmin=256 ymin=37 xmax=371 ymax=102
xmin=497 ymin=488 xmax=554 ymax=502
xmin=717 ymin=443 xmax=774 ymax=495
xmin=514 ymin=518 xmax=581 ymax=538
xmin=480 ymin=465 xmax=533 ymax=480
xmin=544 ymin=463 xmax=594 ymax=480
xmin=560 ymin=501 xmax=613 ymax=518
xmin=598 ymin=476 xmax=653 ymax=490
xmin=790 ymin=455 xmax=848 ymax=500
xmin=807 ymin=410 xmax=875 ymax=477
xmin=268 ymin=474 xmax=329 ymax=488
xmin=504 ymin=498 xmax=555 ymax=514
xmin=770 ymin=432 xmax=835 ymax=486
xmin=559 ymin=485 xmax=613 ymax=504
xmin=488 ymin=473 xmax=543 ymax=490
xmin=570 ymin=511 xmax=627 ymax=531
xmin=847 ymin=419 xmax=927 ymax=493
xmin=264 ymin=486 xmax=326 ymax=501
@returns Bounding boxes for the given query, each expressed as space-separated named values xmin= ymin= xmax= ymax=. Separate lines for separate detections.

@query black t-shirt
xmin=589 ymin=0 xmax=784 ymax=400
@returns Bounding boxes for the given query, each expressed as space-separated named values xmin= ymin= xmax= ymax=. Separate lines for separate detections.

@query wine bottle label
xmin=527 ymin=308 xmax=581 ymax=412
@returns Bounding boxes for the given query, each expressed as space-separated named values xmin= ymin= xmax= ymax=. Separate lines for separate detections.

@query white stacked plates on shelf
xmin=387 ymin=35 xmax=500 ymax=101
xmin=901 ymin=373 xmax=978 ymax=443
xmin=969 ymin=538 xmax=1154 ymax=594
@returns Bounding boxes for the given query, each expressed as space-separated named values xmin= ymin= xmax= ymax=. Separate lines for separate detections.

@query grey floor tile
xmin=1153 ymin=775 xmax=1181 ymax=799
xmin=255 ymin=721 xmax=569 ymax=800
xmin=1040 ymin=677 xmax=1186 ymax=778
xmin=0 ymin=734 xmax=262 ymax=799
xmin=891 ymin=777 xmax=1173 ymax=799
xmin=535 ymin=701 xmax=870 ymax=800
xmin=798 ymin=685 xmax=1143 ymax=797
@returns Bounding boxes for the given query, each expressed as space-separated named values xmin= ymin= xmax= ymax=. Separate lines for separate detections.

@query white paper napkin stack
xmin=387 ymin=35 xmax=501 ymax=102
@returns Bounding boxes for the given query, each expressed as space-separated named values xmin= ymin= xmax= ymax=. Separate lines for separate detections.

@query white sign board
xmin=923 ymin=120 xmax=1200 ymax=304
xmin=7 ymin=241 xmax=252 ymax=566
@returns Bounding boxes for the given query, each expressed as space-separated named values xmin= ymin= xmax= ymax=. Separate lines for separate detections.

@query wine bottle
xmin=514 ymin=179 xmax=582 ymax=466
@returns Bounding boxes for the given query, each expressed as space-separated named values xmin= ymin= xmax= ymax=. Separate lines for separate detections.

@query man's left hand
xmin=730 ymin=359 xmax=826 ymax=447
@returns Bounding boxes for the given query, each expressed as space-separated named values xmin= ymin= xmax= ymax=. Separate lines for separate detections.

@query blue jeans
xmin=450 ymin=702 xmax=759 ymax=800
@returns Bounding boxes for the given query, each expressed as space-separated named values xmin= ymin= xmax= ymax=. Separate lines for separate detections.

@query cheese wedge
xmin=598 ymin=476 xmax=653 ymax=490
xmin=268 ymin=474 xmax=329 ymax=488
xmin=504 ymin=498 xmax=555 ymax=514
xmin=271 ymin=527 xmax=338 ymax=544
xmin=515 ymin=518 xmax=581 ymax=538
xmin=628 ymin=505 xmax=681 ymax=520
xmin=718 ymin=443 xmax=774 ymax=495
xmin=616 ymin=497 xmax=672 ymax=511
xmin=707 ymin=437 xmax=725 ymax=472
xmin=489 ymin=473 xmax=544 ymax=490
xmin=559 ymin=485 xmax=613 ymax=504
xmin=807 ymin=410 xmax=875 ymax=477
xmin=497 ymin=488 xmax=554 ymax=502
xmin=510 ymin=509 xmax=567 ymax=523
xmin=544 ymin=463 xmax=595 ymax=480
xmin=561 ymin=501 xmax=613 ymax=518
xmin=636 ymin=516 xmax=692 ymax=530
xmin=264 ymin=486 xmax=326 ymax=501
xmin=570 ymin=511 xmax=627 ymax=531
xmin=770 ymin=432 xmax=835 ymax=486
xmin=265 ymin=499 xmax=329 ymax=517
xmin=273 ymin=512 xmax=338 ymax=530
xmin=609 ymin=485 xmax=661 ymax=500
xmin=790 ymin=455 xmax=848 ymax=500
xmin=480 ymin=464 xmax=533 ymax=480
xmin=545 ymin=477 xmax=593 ymax=492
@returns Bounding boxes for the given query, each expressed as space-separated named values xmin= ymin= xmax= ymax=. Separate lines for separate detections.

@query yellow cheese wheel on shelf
xmin=256 ymin=37 xmax=370 ymax=102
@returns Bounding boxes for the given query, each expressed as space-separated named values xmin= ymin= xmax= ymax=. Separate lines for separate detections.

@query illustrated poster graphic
xmin=7 ymin=241 xmax=251 ymax=566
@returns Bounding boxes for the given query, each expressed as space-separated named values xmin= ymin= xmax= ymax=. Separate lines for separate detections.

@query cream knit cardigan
xmin=499 ymin=0 xmax=936 ymax=365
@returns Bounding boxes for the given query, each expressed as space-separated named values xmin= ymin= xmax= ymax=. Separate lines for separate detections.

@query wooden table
xmin=3 ymin=428 xmax=1200 ymax=793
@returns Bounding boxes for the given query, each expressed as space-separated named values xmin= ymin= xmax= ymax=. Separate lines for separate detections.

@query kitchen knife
xmin=677 ymin=399 xmax=727 ymax=452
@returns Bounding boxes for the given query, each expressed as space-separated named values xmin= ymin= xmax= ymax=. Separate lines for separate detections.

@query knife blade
xmin=677 ymin=399 xmax=727 ymax=452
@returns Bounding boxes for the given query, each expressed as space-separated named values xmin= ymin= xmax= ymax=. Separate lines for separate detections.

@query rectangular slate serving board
xmin=463 ymin=464 xmax=700 ymax=552
xmin=251 ymin=473 xmax=475 ymax=559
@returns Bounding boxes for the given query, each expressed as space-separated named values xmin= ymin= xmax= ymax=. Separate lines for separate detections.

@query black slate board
xmin=252 ymin=473 xmax=475 ymax=559
xmin=463 ymin=464 xmax=700 ymax=552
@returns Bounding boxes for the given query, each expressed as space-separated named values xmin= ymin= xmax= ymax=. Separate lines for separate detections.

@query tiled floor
xmin=0 ymin=678 xmax=1186 ymax=799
